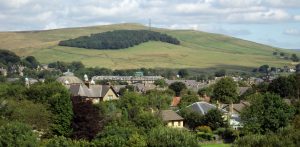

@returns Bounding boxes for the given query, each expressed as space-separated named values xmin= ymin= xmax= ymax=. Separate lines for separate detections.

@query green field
xmin=0 ymin=23 xmax=298 ymax=70
xmin=200 ymin=143 xmax=231 ymax=147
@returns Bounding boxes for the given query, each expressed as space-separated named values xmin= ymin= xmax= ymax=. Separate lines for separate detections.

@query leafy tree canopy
xmin=213 ymin=77 xmax=238 ymax=103
xmin=169 ymin=82 xmax=187 ymax=96
xmin=241 ymin=93 xmax=294 ymax=134
xmin=59 ymin=30 xmax=180 ymax=50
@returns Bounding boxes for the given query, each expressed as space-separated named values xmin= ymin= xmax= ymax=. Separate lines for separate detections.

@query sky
xmin=0 ymin=0 xmax=300 ymax=49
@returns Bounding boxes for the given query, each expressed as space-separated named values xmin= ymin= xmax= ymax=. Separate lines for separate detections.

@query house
xmin=221 ymin=101 xmax=250 ymax=115
xmin=160 ymin=110 xmax=184 ymax=128
xmin=56 ymin=72 xmax=119 ymax=104
xmin=69 ymin=84 xmax=119 ymax=104
xmin=221 ymin=101 xmax=250 ymax=129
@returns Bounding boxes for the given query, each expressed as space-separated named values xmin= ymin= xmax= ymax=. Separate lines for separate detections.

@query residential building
xmin=160 ymin=110 xmax=184 ymax=128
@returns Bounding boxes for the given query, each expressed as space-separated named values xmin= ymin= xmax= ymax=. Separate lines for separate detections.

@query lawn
xmin=200 ymin=143 xmax=231 ymax=147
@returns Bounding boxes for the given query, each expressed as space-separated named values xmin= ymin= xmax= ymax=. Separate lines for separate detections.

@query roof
xmin=112 ymin=85 xmax=127 ymax=93
xmin=186 ymin=102 xmax=227 ymax=115
xmin=160 ymin=110 xmax=184 ymax=121
xmin=221 ymin=101 xmax=250 ymax=114
xmin=69 ymin=84 xmax=117 ymax=98
xmin=171 ymin=97 xmax=181 ymax=107
xmin=238 ymin=87 xmax=251 ymax=96
xmin=56 ymin=75 xmax=84 ymax=85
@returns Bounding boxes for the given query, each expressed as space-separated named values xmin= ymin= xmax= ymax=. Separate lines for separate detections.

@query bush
xmin=148 ymin=126 xmax=198 ymax=147
xmin=0 ymin=122 xmax=38 ymax=147
xmin=196 ymin=132 xmax=215 ymax=141
xmin=195 ymin=126 xmax=212 ymax=133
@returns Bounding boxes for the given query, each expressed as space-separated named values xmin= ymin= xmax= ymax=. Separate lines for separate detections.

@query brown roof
xmin=171 ymin=97 xmax=181 ymax=107
xmin=160 ymin=110 xmax=184 ymax=121
xmin=221 ymin=101 xmax=250 ymax=114
xmin=69 ymin=84 xmax=117 ymax=98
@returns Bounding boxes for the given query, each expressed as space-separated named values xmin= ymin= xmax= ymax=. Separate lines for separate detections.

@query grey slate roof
xmin=186 ymin=102 xmax=227 ymax=115
xmin=69 ymin=84 xmax=114 ymax=98
xmin=160 ymin=110 xmax=184 ymax=121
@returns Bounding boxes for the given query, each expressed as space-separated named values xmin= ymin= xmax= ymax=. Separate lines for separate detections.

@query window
xmin=108 ymin=95 xmax=113 ymax=100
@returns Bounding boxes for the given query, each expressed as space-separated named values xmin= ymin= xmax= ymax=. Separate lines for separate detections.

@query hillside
xmin=0 ymin=23 xmax=298 ymax=70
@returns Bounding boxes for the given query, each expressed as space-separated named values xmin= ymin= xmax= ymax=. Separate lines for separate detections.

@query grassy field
xmin=200 ymin=143 xmax=231 ymax=147
xmin=0 ymin=23 xmax=298 ymax=70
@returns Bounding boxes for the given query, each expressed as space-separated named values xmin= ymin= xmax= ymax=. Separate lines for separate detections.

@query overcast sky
xmin=1 ymin=0 xmax=300 ymax=49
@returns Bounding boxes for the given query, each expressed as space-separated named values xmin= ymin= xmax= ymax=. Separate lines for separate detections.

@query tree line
xmin=58 ymin=30 xmax=180 ymax=50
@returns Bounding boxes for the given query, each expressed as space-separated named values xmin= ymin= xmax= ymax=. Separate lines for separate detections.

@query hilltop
xmin=0 ymin=23 xmax=298 ymax=70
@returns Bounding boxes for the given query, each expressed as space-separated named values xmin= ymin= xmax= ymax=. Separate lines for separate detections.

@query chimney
xmin=229 ymin=102 xmax=233 ymax=115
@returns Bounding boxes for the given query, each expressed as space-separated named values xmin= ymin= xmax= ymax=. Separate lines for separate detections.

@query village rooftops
xmin=92 ymin=76 xmax=163 ymax=81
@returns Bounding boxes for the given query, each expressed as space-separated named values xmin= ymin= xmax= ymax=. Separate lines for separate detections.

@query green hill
xmin=0 ymin=23 xmax=298 ymax=70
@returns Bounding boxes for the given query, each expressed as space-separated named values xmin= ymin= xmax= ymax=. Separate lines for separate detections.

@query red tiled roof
xmin=171 ymin=97 xmax=181 ymax=107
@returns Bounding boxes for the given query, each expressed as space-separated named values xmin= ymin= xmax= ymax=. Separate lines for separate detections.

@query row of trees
xmin=59 ymin=30 xmax=180 ymax=50
xmin=273 ymin=51 xmax=299 ymax=62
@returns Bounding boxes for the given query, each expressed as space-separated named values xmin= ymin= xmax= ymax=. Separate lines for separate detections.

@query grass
xmin=0 ymin=23 xmax=298 ymax=70
xmin=200 ymin=143 xmax=231 ymax=147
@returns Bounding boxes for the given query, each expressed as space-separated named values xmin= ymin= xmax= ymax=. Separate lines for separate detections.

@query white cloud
xmin=1 ymin=0 xmax=30 ymax=8
xmin=295 ymin=15 xmax=300 ymax=21
xmin=226 ymin=9 xmax=291 ymax=23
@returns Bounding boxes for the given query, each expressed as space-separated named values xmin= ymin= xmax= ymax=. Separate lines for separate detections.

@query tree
xmin=241 ymin=93 xmax=294 ymax=134
xmin=268 ymin=76 xmax=295 ymax=98
xmin=179 ymin=108 xmax=205 ymax=129
xmin=72 ymin=101 xmax=104 ymax=140
xmin=178 ymin=94 xmax=199 ymax=109
xmin=213 ymin=77 xmax=238 ymax=103
xmin=203 ymin=109 xmax=227 ymax=130
xmin=154 ymin=79 xmax=166 ymax=88
xmin=291 ymin=54 xmax=299 ymax=62
xmin=118 ymin=92 xmax=147 ymax=119
xmin=215 ymin=69 xmax=226 ymax=77
xmin=273 ymin=52 xmax=278 ymax=56
xmin=258 ymin=65 xmax=269 ymax=73
xmin=26 ymin=82 xmax=73 ymax=137
xmin=169 ymin=82 xmax=187 ymax=96
xmin=0 ymin=122 xmax=38 ymax=147
xmin=0 ymin=99 xmax=51 ymax=131
xmin=22 ymin=56 xmax=39 ymax=69
xmin=0 ymin=49 xmax=20 ymax=66
xmin=132 ymin=111 xmax=163 ymax=133
xmin=178 ymin=69 xmax=189 ymax=78
xmin=119 ymin=85 xmax=135 ymax=96
xmin=145 ymin=90 xmax=173 ymax=110
xmin=148 ymin=126 xmax=198 ymax=147
xmin=94 ymin=121 xmax=143 ymax=147
xmin=127 ymin=132 xmax=147 ymax=147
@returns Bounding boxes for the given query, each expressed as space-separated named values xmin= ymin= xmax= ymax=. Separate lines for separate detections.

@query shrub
xmin=195 ymin=126 xmax=212 ymax=133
